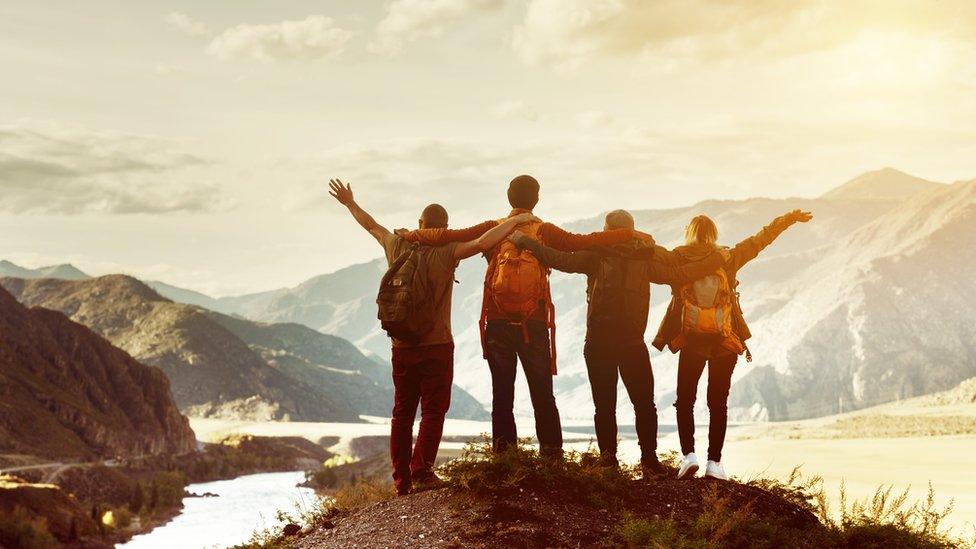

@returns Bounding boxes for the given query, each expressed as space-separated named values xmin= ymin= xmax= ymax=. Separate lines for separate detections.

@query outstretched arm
xmin=647 ymin=246 xmax=729 ymax=285
xmin=328 ymin=179 xmax=390 ymax=244
xmin=728 ymin=209 xmax=813 ymax=272
xmin=538 ymin=223 xmax=636 ymax=252
xmin=399 ymin=220 xmax=498 ymax=246
xmin=512 ymin=233 xmax=598 ymax=275
xmin=454 ymin=214 xmax=538 ymax=260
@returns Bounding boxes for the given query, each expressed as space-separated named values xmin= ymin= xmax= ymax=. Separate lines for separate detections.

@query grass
xmin=439 ymin=436 xmax=640 ymax=507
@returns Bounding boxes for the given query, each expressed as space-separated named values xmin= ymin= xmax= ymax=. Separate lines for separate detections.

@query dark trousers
xmin=484 ymin=321 xmax=563 ymax=453
xmin=674 ymin=350 xmax=737 ymax=462
xmin=583 ymin=339 xmax=658 ymax=465
xmin=390 ymin=343 xmax=453 ymax=494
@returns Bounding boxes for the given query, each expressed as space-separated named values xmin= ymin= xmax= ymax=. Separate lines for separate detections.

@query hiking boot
xmin=704 ymin=460 xmax=727 ymax=480
xmin=598 ymin=453 xmax=620 ymax=469
xmin=640 ymin=458 xmax=665 ymax=478
xmin=411 ymin=471 xmax=447 ymax=493
xmin=677 ymin=453 xmax=699 ymax=479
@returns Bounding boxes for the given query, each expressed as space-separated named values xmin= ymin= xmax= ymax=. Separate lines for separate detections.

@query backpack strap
xmin=379 ymin=242 xmax=419 ymax=289
xmin=547 ymin=289 xmax=557 ymax=375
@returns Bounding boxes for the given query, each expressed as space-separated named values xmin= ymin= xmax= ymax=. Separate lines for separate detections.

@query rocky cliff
xmin=0 ymin=285 xmax=195 ymax=460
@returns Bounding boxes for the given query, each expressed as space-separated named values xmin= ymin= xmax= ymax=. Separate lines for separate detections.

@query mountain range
xmin=0 ymin=285 xmax=195 ymax=460
xmin=5 ymin=167 xmax=973 ymax=423
xmin=0 ymin=275 xmax=486 ymax=422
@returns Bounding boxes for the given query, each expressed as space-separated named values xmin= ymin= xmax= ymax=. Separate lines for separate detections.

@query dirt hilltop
xmin=294 ymin=476 xmax=817 ymax=548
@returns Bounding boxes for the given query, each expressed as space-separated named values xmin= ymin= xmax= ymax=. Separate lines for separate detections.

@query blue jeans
xmin=484 ymin=320 xmax=562 ymax=453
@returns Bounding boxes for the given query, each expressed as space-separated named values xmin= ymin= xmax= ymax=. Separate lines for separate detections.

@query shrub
xmin=0 ymin=506 xmax=59 ymax=549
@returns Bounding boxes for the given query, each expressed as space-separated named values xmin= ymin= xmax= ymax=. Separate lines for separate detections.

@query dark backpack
xmin=376 ymin=243 xmax=434 ymax=344
xmin=587 ymin=249 xmax=650 ymax=340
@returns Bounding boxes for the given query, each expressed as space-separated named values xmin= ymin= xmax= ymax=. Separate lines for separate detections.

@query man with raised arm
xmin=396 ymin=175 xmax=637 ymax=456
xmin=328 ymin=179 xmax=537 ymax=495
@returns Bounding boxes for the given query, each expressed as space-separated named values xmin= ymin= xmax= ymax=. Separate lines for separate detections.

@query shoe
xmin=704 ymin=460 xmax=727 ymax=480
xmin=640 ymin=458 xmax=664 ymax=478
xmin=677 ymin=453 xmax=699 ymax=479
xmin=410 ymin=471 xmax=447 ymax=493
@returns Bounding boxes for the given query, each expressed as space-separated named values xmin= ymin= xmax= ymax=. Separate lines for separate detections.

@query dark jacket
xmin=651 ymin=212 xmax=799 ymax=354
xmin=514 ymin=235 xmax=725 ymax=343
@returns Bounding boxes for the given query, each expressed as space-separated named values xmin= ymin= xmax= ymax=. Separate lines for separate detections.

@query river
xmin=119 ymin=471 xmax=317 ymax=549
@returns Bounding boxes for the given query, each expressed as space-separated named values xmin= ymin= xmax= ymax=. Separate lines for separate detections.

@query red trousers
xmin=390 ymin=342 xmax=453 ymax=494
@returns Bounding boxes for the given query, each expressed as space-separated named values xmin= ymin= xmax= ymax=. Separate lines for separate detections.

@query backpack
xmin=479 ymin=219 xmax=558 ymax=374
xmin=486 ymin=220 xmax=548 ymax=320
xmin=376 ymin=242 xmax=434 ymax=345
xmin=672 ymin=267 xmax=745 ymax=355
xmin=588 ymin=248 xmax=651 ymax=341
xmin=678 ymin=268 xmax=734 ymax=336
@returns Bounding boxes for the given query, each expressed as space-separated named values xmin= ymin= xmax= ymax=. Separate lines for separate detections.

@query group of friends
xmin=328 ymin=175 xmax=812 ymax=495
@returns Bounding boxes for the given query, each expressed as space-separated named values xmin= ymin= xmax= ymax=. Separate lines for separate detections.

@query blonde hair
xmin=685 ymin=215 xmax=718 ymax=246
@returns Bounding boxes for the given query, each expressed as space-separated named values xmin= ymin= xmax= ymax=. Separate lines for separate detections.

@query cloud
xmin=575 ymin=110 xmax=614 ymax=129
xmin=512 ymin=0 xmax=976 ymax=70
xmin=492 ymin=100 xmax=538 ymax=121
xmin=165 ymin=11 xmax=210 ymax=38
xmin=154 ymin=63 xmax=186 ymax=75
xmin=0 ymin=125 xmax=228 ymax=215
xmin=370 ymin=0 xmax=504 ymax=55
xmin=206 ymin=16 xmax=353 ymax=62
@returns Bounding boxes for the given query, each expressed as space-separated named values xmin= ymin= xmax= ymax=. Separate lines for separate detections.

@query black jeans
xmin=485 ymin=320 xmax=563 ymax=453
xmin=583 ymin=339 xmax=658 ymax=465
xmin=674 ymin=350 xmax=737 ymax=462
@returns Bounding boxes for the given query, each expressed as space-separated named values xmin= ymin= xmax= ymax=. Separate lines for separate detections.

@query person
xmin=396 ymin=175 xmax=638 ymax=456
xmin=511 ymin=209 xmax=729 ymax=475
xmin=328 ymin=178 xmax=537 ymax=495
xmin=652 ymin=209 xmax=813 ymax=480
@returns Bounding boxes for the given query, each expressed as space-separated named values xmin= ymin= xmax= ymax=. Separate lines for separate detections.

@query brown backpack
xmin=376 ymin=243 xmax=434 ymax=345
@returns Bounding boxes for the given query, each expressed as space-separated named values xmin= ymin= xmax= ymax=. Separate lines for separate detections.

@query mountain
xmin=820 ymin=167 xmax=944 ymax=201
xmin=162 ymin=168 xmax=970 ymax=423
xmin=729 ymin=178 xmax=976 ymax=419
xmin=0 ymin=275 xmax=361 ymax=423
xmin=0 ymin=285 xmax=195 ymax=460
xmin=0 ymin=260 xmax=90 ymax=280
xmin=205 ymin=312 xmax=487 ymax=419
xmin=0 ymin=275 xmax=486 ymax=422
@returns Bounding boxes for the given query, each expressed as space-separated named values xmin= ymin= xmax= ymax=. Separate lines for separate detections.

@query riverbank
xmin=0 ymin=434 xmax=336 ymax=547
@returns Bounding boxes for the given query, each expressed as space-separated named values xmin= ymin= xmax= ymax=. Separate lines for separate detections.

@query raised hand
xmin=508 ymin=230 xmax=526 ymax=244
xmin=512 ymin=213 xmax=538 ymax=224
xmin=788 ymin=209 xmax=814 ymax=223
xmin=328 ymin=179 xmax=354 ymax=205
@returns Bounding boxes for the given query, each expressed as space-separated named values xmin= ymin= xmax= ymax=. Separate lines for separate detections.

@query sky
xmin=2 ymin=0 xmax=975 ymax=296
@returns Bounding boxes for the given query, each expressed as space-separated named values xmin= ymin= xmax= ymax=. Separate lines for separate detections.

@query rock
xmin=283 ymin=523 xmax=302 ymax=537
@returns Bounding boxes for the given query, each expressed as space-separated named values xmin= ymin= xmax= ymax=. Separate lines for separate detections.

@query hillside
xmin=0 ymin=275 xmax=487 ymax=422
xmin=0 ymin=275 xmax=360 ymax=423
xmin=206 ymin=312 xmax=487 ymax=419
xmin=273 ymin=442 xmax=964 ymax=548
xmin=174 ymin=168 xmax=969 ymax=423
xmin=0 ymin=285 xmax=195 ymax=460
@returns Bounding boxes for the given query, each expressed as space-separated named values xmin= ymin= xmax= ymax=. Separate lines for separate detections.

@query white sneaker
xmin=677 ymin=453 xmax=699 ymax=479
xmin=704 ymin=460 xmax=727 ymax=480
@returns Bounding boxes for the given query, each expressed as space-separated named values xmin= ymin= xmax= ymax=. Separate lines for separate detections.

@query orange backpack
xmin=479 ymin=219 xmax=558 ymax=374
xmin=671 ymin=268 xmax=745 ymax=355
